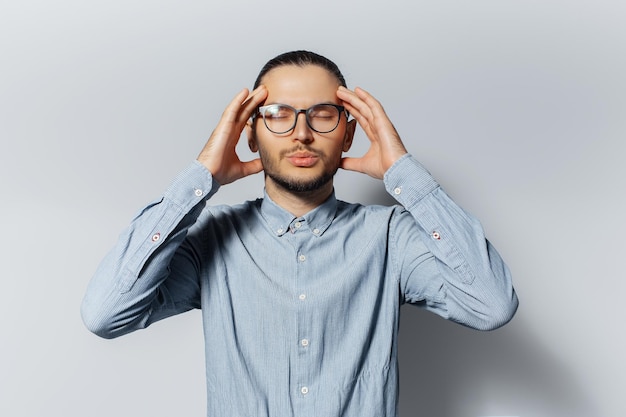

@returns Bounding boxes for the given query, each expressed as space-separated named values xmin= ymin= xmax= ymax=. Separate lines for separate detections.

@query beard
xmin=258 ymin=146 xmax=339 ymax=193
xmin=267 ymin=168 xmax=337 ymax=193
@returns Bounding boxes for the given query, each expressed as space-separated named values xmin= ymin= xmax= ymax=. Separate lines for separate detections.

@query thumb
xmin=340 ymin=156 xmax=364 ymax=173
xmin=241 ymin=158 xmax=264 ymax=177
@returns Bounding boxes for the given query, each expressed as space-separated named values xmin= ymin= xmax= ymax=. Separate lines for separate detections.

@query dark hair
xmin=253 ymin=50 xmax=347 ymax=89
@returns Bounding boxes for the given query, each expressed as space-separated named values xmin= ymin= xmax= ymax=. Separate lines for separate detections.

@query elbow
xmin=80 ymin=299 xmax=127 ymax=340
xmin=86 ymin=325 xmax=118 ymax=340
xmin=80 ymin=296 xmax=150 ymax=339
xmin=469 ymin=251 xmax=519 ymax=331
xmin=81 ymin=305 xmax=117 ymax=339
xmin=474 ymin=291 xmax=519 ymax=331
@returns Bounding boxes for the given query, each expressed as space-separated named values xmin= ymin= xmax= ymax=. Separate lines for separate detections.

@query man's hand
xmin=197 ymin=86 xmax=268 ymax=185
xmin=337 ymin=86 xmax=408 ymax=179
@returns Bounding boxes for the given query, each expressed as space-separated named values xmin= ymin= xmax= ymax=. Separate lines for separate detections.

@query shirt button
xmin=301 ymin=339 xmax=309 ymax=347
xmin=277 ymin=228 xmax=284 ymax=235
xmin=298 ymin=254 xmax=306 ymax=262
xmin=151 ymin=233 xmax=161 ymax=242
xmin=298 ymin=294 xmax=306 ymax=301
xmin=432 ymin=231 xmax=441 ymax=240
xmin=313 ymin=228 xmax=320 ymax=235
xmin=294 ymin=221 xmax=302 ymax=229
xmin=394 ymin=187 xmax=402 ymax=195
xmin=194 ymin=188 xmax=203 ymax=197
xmin=301 ymin=386 xmax=309 ymax=395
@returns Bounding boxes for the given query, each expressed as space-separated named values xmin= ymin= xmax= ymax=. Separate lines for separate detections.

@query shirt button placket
xmin=293 ymin=223 xmax=312 ymax=405
xmin=296 ymin=249 xmax=309 ymax=400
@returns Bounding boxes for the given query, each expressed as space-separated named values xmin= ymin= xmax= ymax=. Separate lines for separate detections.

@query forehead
xmin=261 ymin=65 xmax=341 ymax=106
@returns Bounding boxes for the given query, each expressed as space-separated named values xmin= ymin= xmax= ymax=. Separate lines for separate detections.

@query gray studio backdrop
xmin=1 ymin=1 xmax=624 ymax=416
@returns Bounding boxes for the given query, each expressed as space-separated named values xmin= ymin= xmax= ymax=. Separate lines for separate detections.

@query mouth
xmin=285 ymin=151 xmax=320 ymax=167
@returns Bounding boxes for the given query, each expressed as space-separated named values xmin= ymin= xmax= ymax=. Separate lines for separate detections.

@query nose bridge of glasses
xmin=293 ymin=108 xmax=312 ymax=131
xmin=295 ymin=108 xmax=308 ymax=120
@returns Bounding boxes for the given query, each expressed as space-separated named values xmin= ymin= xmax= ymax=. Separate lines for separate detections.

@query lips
xmin=286 ymin=151 xmax=320 ymax=167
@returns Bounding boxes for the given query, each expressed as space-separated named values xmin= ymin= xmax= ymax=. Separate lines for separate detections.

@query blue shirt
xmin=81 ymin=154 xmax=518 ymax=417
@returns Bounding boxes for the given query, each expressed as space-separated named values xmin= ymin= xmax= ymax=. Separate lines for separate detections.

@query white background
xmin=1 ymin=1 xmax=624 ymax=416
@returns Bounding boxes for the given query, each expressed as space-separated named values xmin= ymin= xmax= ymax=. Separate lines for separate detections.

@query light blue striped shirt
xmin=81 ymin=154 xmax=518 ymax=417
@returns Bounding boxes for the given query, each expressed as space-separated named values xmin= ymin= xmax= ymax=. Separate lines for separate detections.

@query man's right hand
xmin=197 ymin=86 xmax=268 ymax=185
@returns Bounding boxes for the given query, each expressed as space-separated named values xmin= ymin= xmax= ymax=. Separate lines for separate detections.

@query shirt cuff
xmin=383 ymin=154 xmax=439 ymax=209
xmin=163 ymin=160 xmax=220 ymax=210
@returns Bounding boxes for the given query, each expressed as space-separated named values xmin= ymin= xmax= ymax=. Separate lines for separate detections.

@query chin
xmin=269 ymin=170 xmax=335 ymax=193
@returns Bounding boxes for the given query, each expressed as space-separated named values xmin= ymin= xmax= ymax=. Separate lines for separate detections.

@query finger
xmin=243 ymin=84 xmax=268 ymax=105
xmin=340 ymin=100 xmax=376 ymax=139
xmin=337 ymin=86 xmax=369 ymax=114
xmin=337 ymin=86 xmax=374 ymax=126
xmin=220 ymin=88 xmax=251 ymax=123
xmin=350 ymin=87 xmax=400 ymax=138
xmin=239 ymin=85 xmax=268 ymax=122
xmin=340 ymin=100 xmax=364 ymax=121
xmin=353 ymin=87 xmax=390 ymax=121
xmin=218 ymin=87 xmax=267 ymax=139
xmin=336 ymin=89 xmax=361 ymax=116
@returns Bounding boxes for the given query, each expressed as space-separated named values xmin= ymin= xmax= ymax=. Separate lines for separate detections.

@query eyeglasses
xmin=256 ymin=103 xmax=346 ymax=134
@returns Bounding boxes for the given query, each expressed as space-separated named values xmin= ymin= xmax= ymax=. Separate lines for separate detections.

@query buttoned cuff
xmin=383 ymin=154 xmax=440 ymax=209
xmin=163 ymin=160 xmax=221 ymax=210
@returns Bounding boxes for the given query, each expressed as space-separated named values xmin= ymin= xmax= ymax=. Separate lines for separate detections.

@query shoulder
xmin=194 ymin=198 xmax=262 ymax=229
xmin=335 ymin=199 xmax=405 ymax=223
xmin=206 ymin=198 xmax=261 ymax=215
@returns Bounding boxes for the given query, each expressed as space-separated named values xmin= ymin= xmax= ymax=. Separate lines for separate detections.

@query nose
xmin=292 ymin=111 xmax=313 ymax=143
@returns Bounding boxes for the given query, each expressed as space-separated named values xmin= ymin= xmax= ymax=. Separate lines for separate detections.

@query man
xmin=81 ymin=50 xmax=518 ymax=416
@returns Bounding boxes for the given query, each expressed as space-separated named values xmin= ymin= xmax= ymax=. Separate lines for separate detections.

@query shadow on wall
xmin=397 ymin=310 xmax=596 ymax=417
xmin=356 ymin=185 xmax=597 ymax=417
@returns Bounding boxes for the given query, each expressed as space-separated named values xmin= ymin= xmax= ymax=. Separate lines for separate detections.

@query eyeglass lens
xmin=261 ymin=104 xmax=341 ymax=134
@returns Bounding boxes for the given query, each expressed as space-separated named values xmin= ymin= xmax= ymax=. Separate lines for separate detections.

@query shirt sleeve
xmin=80 ymin=160 xmax=220 ymax=339
xmin=384 ymin=154 xmax=518 ymax=330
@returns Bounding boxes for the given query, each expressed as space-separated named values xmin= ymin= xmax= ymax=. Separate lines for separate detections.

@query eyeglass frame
xmin=255 ymin=103 xmax=347 ymax=134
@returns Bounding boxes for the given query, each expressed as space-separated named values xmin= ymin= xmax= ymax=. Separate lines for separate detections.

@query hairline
xmin=252 ymin=50 xmax=347 ymax=90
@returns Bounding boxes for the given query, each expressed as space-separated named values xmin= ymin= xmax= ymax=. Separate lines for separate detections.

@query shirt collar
xmin=260 ymin=190 xmax=337 ymax=237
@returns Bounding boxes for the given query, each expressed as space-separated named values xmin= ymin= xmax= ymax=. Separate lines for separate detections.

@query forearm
xmin=385 ymin=154 xmax=518 ymax=330
xmin=81 ymin=161 xmax=220 ymax=338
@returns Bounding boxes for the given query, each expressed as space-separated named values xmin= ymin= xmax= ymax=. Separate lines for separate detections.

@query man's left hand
xmin=336 ymin=86 xmax=408 ymax=179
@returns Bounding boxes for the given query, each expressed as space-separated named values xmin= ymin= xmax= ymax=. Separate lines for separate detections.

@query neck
xmin=265 ymin=178 xmax=333 ymax=217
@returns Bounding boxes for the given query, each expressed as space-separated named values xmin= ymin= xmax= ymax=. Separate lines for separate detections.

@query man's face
xmin=247 ymin=65 xmax=355 ymax=193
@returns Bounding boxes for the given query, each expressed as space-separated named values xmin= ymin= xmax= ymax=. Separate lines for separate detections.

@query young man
xmin=82 ymin=50 xmax=518 ymax=416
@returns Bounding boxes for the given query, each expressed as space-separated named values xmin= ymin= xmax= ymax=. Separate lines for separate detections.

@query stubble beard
xmin=268 ymin=169 xmax=337 ymax=193
xmin=259 ymin=147 xmax=339 ymax=193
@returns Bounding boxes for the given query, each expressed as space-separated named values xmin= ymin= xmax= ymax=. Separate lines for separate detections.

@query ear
xmin=342 ymin=118 xmax=356 ymax=152
xmin=246 ymin=120 xmax=258 ymax=152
